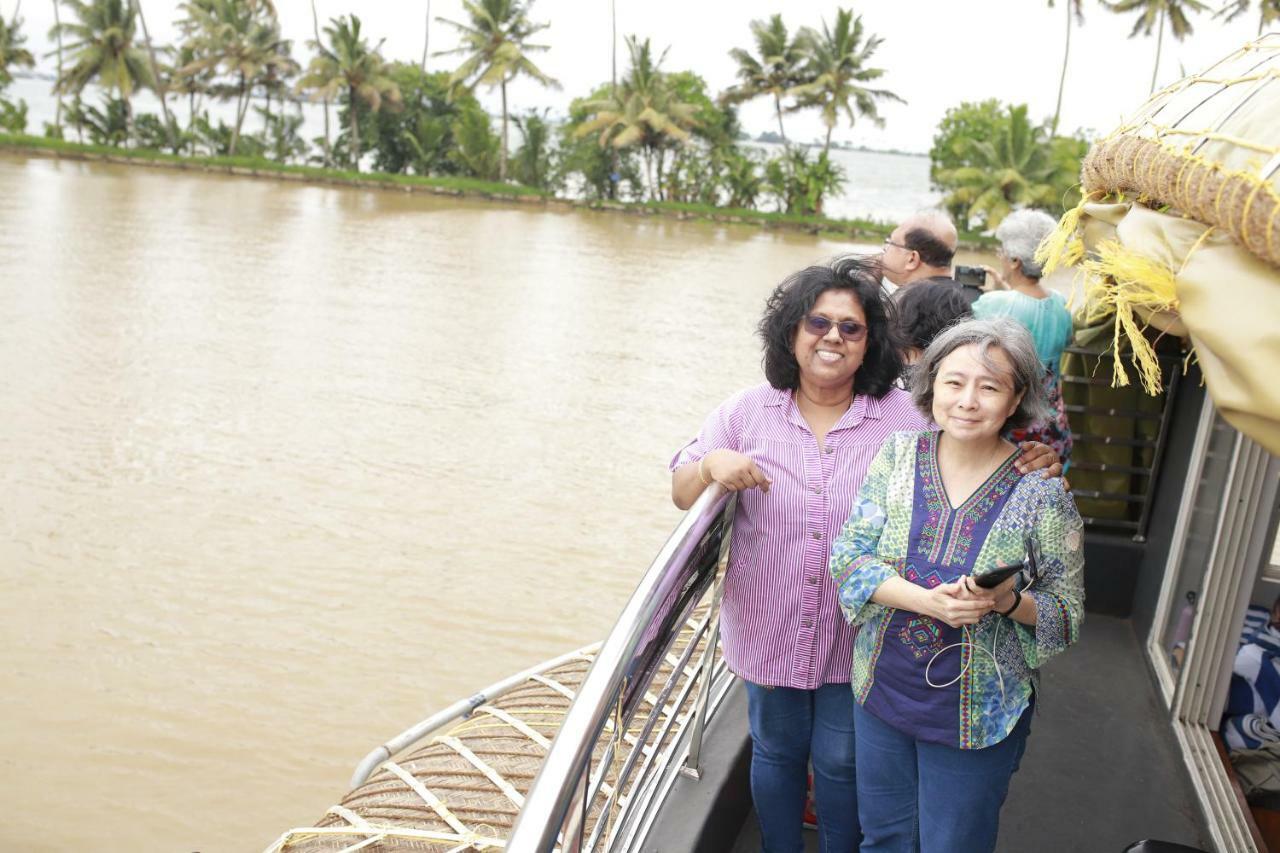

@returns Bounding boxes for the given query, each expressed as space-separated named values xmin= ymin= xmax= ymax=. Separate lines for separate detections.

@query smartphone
xmin=974 ymin=536 xmax=1041 ymax=589
xmin=974 ymin=562 xmax=1025 ymax=589
xmin=954 ymin=264 xmax=987 ymax=288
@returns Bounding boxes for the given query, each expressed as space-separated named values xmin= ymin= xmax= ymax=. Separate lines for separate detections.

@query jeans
xmin=852 ymin=700 xmax=1033 ymax=853
xmin=745 ymin=681 xmax=861 ymax=853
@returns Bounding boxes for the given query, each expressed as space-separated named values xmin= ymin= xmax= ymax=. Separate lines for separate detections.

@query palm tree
xmin=790 ymin=8 xmax=903 ymax=154
xmin=435 ymin=0 xmax=559 ymax=182
xmin=308 ymin=0 xmax=329 ymax=166
xmin=51 ymin=0 xmax=65 ymax=132
xmin=177 ymin=0 xmax=297 ymax=156
xmin=50 ymin=0 xmax=156 ymax=137
xmin=934 ymin=104 xmax=1058 ymax=230
xmin=721 ymin=14 xmax=804 ymax=146
xmin=296 ymin=14 xmax=401 ymax=171
xmin=1047 ymin=0 xmax=1085 ymax=136
xmin=574 ymin=36 xmax=698 ymax=200
xmin=132 ymin=0 xmax=176 ymax=149
xmin=1103 ymin=0 xmax=1208 ymax=93
xmin=0 ymin=10 xmax=36 ymax=89
xmin=1218 ymin=0 xmax=1280 ymax=34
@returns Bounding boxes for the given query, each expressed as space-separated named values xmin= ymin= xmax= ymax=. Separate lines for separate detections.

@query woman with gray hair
xmin=975 ymin=208 xmax=1076 ymax=466
xmin=828 ymin=317 xmax=1085 ymax=853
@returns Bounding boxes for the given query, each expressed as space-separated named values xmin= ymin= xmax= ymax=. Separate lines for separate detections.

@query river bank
xmin=0 ymin=133 xmax=996 ymax=248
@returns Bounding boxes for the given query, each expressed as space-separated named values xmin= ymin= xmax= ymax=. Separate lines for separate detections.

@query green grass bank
xmin=0 ymin=133 xmax=994 ymax=248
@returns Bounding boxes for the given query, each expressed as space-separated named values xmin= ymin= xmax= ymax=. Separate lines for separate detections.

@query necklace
xmin=796 ymin=387 xmax=853 ymax=410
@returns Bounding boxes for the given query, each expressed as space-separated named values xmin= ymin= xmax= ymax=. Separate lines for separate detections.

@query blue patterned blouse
xmin=828 ymin=431 xmax=1086 ymax=750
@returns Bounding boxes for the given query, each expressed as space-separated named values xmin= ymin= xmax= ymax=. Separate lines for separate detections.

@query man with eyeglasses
xmin=880 ymin=210 xmax=980 ymax=306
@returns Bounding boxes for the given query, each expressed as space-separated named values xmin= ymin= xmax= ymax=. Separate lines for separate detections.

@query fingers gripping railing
xmin=504 ymin=485 xmax=738 ymax=853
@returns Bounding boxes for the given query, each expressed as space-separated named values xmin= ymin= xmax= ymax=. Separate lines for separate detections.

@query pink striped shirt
xmin=670 ymin=383 xmax=929 ymax=689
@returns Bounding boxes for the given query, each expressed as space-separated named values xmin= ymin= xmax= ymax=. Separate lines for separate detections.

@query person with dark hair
xmin=829 ymin=318 xmax=1085 ymax=853
xmin=881 ymin=210 xmax=980 ymax=306
xmin=668 ymin=258 xmax=1062 ymax=853
xmin=894 ymin=282 xmax=973 ymax=365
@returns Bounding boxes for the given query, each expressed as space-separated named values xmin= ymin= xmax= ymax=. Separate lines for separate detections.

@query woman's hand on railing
xmin=672 ymin=449 xmax=769 ymax=509
xmin=702 ymin=449 xmax=772 ymax=495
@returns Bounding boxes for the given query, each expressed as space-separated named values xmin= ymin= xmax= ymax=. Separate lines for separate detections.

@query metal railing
xmin=505 ymin=484 xmax=739 ymax=853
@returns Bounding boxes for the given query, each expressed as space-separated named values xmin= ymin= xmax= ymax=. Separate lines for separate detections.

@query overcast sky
xmin=9 ymin=0 xmax=1271 ymax=153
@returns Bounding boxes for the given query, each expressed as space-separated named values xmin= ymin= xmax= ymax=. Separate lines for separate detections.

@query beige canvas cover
xmin=1039 ymin=34 xmax=1280 ymax=455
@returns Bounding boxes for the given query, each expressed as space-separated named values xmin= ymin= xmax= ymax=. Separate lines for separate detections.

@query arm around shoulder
xmin=1013 ymin=479 xmax=1086 ymax=668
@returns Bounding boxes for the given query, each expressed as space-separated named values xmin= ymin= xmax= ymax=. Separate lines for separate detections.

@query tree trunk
xmin=262 ymin=86 xmax=271 ymax=135
xmin=656 ymin=147 xmax=666 ymax=201
xmin=349 ymin=85 xmax=360 ymax=171
xmin=1051 ymin=0 xmax=1072 ymax=136
xmin=310 ymin=0 xmax=331 ymax=168
xmin=421 ymin=0 xmax=430 ymax=72
xmin=133 ymin=0 xmax=175 ymax=150
xmin=774 ymin=93 xmax=787 ymax=147
xmin=824 ymin=123 xmax=833 ymax=155
xmin=643 ymin=148 xmax=654 ymax=200
xmin=230 ymin=72 xmax=247 ymax=156
xmin=1150 ymin=6 xmax=1165 ymax=94
xmin=499 ymin=78 xmax=508 ymax=182
xmin=52 ymin=0 xmax=64 ymax=135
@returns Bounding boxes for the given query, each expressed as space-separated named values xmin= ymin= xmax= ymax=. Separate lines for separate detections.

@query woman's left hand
xmin=955 ymin=572 xmax=1018 ymax=604
xmin=1014 ymin=441 xmax=1062 ymax=479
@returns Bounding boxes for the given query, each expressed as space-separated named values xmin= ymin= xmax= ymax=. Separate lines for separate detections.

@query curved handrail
xmin=505 ymin=483 xmax=735 ymax=853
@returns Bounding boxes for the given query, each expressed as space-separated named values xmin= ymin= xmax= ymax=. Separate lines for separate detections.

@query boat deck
xmin=731 ymin=615 xmax=1212 ymax=852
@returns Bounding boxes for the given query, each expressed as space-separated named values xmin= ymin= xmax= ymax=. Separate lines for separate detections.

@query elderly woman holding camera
xmin=670 ymin=260 xmax=1062 ymax=853
xmin=828 ymin=317 xmax=1084 ymax=853
xmin=976 ymin=209 xmax=1075 ymax=466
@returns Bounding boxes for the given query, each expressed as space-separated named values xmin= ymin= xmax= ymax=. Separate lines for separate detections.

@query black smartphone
xmin=954 ymin=264 xmax=987 ymax=288
xmin=974 ymin=562 xmax=1025 ymax=589
xmin=974 ymin=536 xmax=1042 ymax=589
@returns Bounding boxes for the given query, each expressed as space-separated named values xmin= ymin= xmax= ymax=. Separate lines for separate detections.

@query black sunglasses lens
xmin=805 ymin=316 xmax=832 ymax=335
xmin=838 ymin=322 xmax=867 ymax=341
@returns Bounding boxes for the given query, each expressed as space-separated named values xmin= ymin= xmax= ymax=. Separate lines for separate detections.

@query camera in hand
xmin=953 ymin=264 xmax=987 ymax=289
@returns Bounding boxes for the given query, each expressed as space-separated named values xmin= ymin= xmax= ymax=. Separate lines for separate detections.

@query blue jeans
xmin=745 ymin=681 xmax=861 ymax=853
xmin=852 ymin=700 xmax=1032 ymax=853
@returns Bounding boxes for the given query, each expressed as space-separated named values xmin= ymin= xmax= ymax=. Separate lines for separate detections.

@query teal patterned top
xmin=828 ymin=430 xmax=1086 ymax=749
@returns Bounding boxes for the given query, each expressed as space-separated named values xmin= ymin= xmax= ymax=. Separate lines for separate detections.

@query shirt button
xmin=813 ymin=486 xmax=823 ymax=495
xmin=825 ymin=447 xmax=834 ymax=455
xmin=807 ymin=577 xmax=818 ymax=585
xmin=811 ymin=531 xmax=823 ymax=540
xmin=802 ymin=619 xmax=813 ymax=628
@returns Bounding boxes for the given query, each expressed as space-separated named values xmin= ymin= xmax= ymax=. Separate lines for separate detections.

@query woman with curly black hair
xmin=669 ymin=257 xmax=1060 ymax=852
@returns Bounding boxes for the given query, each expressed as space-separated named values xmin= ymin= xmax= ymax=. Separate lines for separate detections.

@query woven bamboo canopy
xmin=1039 ymin=33 xmax=1280 ymax=454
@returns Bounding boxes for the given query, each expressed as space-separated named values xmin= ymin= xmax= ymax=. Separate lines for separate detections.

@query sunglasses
xmin=803 ymin=315 xmax=868 ymax=342
xmin=883 ymin=237 xmax=910 ymax=251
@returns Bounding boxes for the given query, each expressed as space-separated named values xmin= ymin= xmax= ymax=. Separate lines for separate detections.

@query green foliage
xmin=435 ymin=0 xmax=559 ymax=181
xmin=297 ymin=14 xmax=402 ymax=171
xmin=0 ymin=96 xmax=27 ymax=133
xmin=511 ymin=109 xmax=559 ymax=191
xmin=0 ymin=11 xmax=36 ymax=91
xmin=930 ymin=101 xmax=1086 ymax=230
xmin=929 ymin=99 xmax=1004 ymax=187
xmin=449 ymin=104 xmax=501 ymax=180
xmin=556 ymin=108 xmax=643 ymax=202
xmin=573 ymin=37 xmax=700 ymax=200
xmin=363 ymin=64 xmax=479 ymax=176
xmin=790 ymin=8 xmax=903 ymax=152
xmin=66 ymin=96 xmax=129 ymax=146
xmin=132 ymin=112 xmax=189 ymax=153
xmin=764 ymin=147 xmax=846 ymax=216
xmin=667 ymin=71 xmax=739 ymax=148
xmin=722 ymin=14 xmax=805 ymax=144
xmin=256 ymin=105 xmax=308 ymax=163
xmin=176 ymin=0 xmax=299 ymax=157
xmin=51 ymin=0 xmax=156 ymax=109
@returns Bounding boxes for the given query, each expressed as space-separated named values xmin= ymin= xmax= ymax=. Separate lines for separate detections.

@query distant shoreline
xmin=0 ymin=133 xmax=990 ymax=247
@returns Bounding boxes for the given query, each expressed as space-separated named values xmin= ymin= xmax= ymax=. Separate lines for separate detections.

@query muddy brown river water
xmin=0 ymin=152 xmax=967 ymax=850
